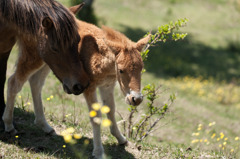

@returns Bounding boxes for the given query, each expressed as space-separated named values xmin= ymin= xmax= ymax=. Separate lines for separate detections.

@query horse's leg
xmin=28 ymin=64 xmax=55 ymax=134
xmin=99 ymin=84 xmax=127 ymax=145
xmin=2 ymin=48 xmax=44 ymax=134
xmin=84 ymin=89 xmax=104 ymax=158
xmin=0 ymin=51 xmax=11 ymax=121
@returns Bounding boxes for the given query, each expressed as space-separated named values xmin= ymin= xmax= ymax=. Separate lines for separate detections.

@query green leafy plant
xmin=120 ymin=18 xmax=188 ymax=142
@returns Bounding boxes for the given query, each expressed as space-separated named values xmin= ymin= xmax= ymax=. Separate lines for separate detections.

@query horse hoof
xmin=5 ymin=128 xmax=18 ymax=136
xmin=120 ymin=140 xmax=128 ymax=146
xmin=46 ymin=129 xmax=56 ymax=136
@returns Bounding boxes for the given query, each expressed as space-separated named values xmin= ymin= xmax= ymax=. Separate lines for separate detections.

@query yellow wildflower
xmin=204 ymin=139 xmax=208 ymax=142
xmin=224 ymin=138 xmax=228 ymax=141
xmin=211 ymin=133 xmax=216 ymax=139
xmin=66 ymin=127 xmax=75 ymax=134
xmin=18 ymin=95 xmax=22 ymax=99
xmin=219 ymin=144 xmax=222 ymax=148
xmin=89 ymin=110 xmax=97 ymax=117
xmin=101 ymin=106 xmax=110 ymax=114
xmin=235 ymin=137 xmax=239 ymax=141
xmin=195 ymin=132 xmax=200 ymax=136
xmin=47 ymin=97 xmax=51 ymax=101
xmin=102 ymin=119 xmax=112 ymax=127
xmin=15 ymin=136 xmax=19 ymax=139
xmin=50 ymin=95 xmax=54 ymax=99
xmin=231 ymin=149 xmax=234 ymax=153
xmin=197 ymin=127 xmax=201 ymax=131
xmin=92 ymin=103 xmax=101 ymax=111
xmin=27 ymin=102 xmax=31 ymax=105
xmin=63 ymin=134 xmax=72 ymax=143
xmin=200 ymin=139 xmax=203 ymax=142
xmin=217 ymin=138 xmax=220 ymax=141
xmin=73 ymin=134 xmax=82 ymax=139
xmin=63 ymin=145 xmax=66 ymax=148
xmin=223 ymin=142 xmax=227 ymax=145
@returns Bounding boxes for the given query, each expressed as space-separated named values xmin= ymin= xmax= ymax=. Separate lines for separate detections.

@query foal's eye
xmin=119 ymin=70 xmax=124 ymax=74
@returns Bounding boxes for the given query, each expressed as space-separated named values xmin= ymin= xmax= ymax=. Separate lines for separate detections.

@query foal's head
xmin=103 ymin=27 xmax=150 ymax=106
xmin=38 ymin=3 xmax=89 ymax=95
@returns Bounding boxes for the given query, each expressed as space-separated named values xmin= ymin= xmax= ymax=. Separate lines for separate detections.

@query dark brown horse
xmin=0 ymin=1 xmax=89 ymax=127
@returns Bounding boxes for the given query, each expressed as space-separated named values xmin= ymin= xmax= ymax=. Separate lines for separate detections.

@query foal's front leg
xmin=84 ymin=88 xmax=104 ymax=159
xmin=28 ymin=64 xmax=55 ymax=134
xmin=99 ymin=84 xmax=127 ymax=145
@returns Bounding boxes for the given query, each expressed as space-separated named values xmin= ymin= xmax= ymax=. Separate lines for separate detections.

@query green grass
xmin=1 ymin=0 xmax=240 ymax=158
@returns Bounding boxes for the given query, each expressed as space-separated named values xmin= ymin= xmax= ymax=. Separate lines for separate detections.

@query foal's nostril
xmin=72 ymin=84 xmax=83 ymax=95
xmin=132 ymin=97 xmax=136 ymax=105
xmin=131 ymin=96 xmax=143 ymax=106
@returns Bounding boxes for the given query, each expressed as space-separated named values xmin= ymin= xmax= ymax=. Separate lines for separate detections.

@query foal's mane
xmin=0 ymin=0 xmax=78 ymax=45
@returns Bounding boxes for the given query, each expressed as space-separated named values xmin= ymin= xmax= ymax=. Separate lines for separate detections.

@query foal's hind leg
xmin=99 ymin=84 xmax=127 ymax=145
xmin=2 ymin=49 xmax=44 ymax=134
xmin=28 ymin=64 xmax=55 ymax=134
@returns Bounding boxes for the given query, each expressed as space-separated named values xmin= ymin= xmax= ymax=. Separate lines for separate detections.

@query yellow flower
xmin=18 ymin=95 xmax=22 ymax=99
xmin=102 ymin=119 xmax=112 ymax=127
xmin=223 ymin=142 xmax=227 ymax=145
xmin=27 ymin=102 xmax=31 ymax=105
xmin=211 ymin=133 xmax=216 ymax=139
xmin=224 ymin=138 xmax=228 ymax=141
xmin=231 ymin=149 xmax=234 ymax=153
xmin=204 ymin=139 xmax=208 ymax=142
xmin=63 ymin=134 xmax=72 ymax=143
xmin=217 ymin=138 xmax=220 ymax=141
xmin=195 ymin=132 xmax=200 ymax=136
xmin=220 ymin=132 xmax=224 ymax=139
xmin=47 ymin=97 xmax=51 ymax=101
xmin=101 ymin=106 xmax=110 ymax=114
xmin=219 ymin=144 xmax=222 ymax=148
xmin=209 ymin=123 xmax=212 ymax=127
xmin=235 ymin=137 xmax=239 ymax=141
xmin=66 ymin=127 xmax=75 ymax=134
xmin=197 ymin=127 xmax=202 ymax=131
xmin=63 ymin=145 xmax=66 ymax=148
xmin=200 ymin=139 xmax=203 ymax=142
xmin=198 ymin=124 xmax=202 ymax=127
xmin=15 ymin=136 xmax=19 ymax=139
xmin=50 ymin=95 xmax=54 ymax=99
xmin=222 ymin=147 xmax=225 ymax=150
xmin=92 ymin=103 xmax=101 ymax=111
xmin=73 ymin=134 xmax=82 ymax=139
xmin=89 ymin=110 xmax=97 ymax=117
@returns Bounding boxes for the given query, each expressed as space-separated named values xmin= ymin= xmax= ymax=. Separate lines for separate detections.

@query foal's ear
xmin=42 ymin=17 xmax=53 ymax=30
xmin=69 ymin=2 xmax=85 ymax=15
xmin=136 ymin=34 xmax=151 ymax=52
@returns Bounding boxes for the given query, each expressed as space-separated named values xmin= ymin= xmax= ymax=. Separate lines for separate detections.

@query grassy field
xmin=1 ymin=0 xmax=240 ymax=158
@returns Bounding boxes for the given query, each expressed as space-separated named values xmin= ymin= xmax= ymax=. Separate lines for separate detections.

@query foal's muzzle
xmin=125 ymin=91 xmax=143 ymax=106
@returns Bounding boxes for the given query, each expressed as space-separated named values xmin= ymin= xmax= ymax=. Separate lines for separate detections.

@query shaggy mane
xmin=0 ymin=0 xmax=78 ymax=45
